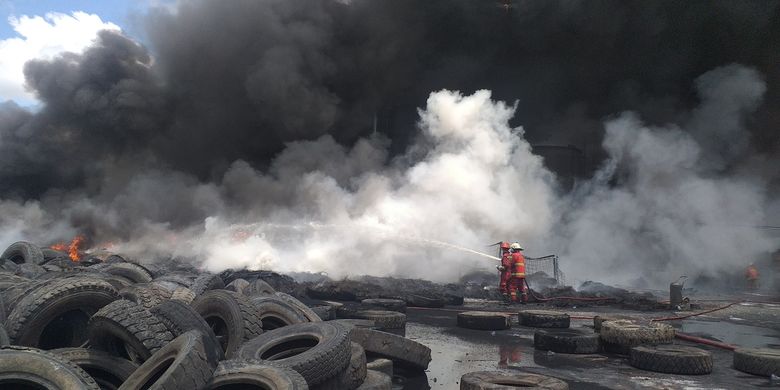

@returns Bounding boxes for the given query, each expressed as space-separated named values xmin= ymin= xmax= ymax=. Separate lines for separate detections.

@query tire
xmin=593 ymin=315 xmax=625 ymax=333
xmin=355 ymin=370 xmax=392 ymax=390
xmin=250 ymin=295 xmax=310 ymax=330
xmin=88 ymin=299 xmax=174 ymax=364
xmin=334 ymin=319 xmax=379 ymax=332
xmin=405 ymin=294 xmax=444 ymax=308
xmin=630 ymin=345 xmax=713 ymax=375
xmin=457 ymin=311 xmax=511 ymax=331
xmin=315 ymin=342 xmax=367 ymax=390
xmin=104 ymin=255 xmax=127 ymax=264
xmin=52 ymin=347 xmax=139 ymax=390
xmin=349 ymin=327 xmax=431 ymax=371
xmin=311 ymin=305 xmax=334 ymax=321
xmin=120 ymin=283 xmax=173 ymax=309
xmin=17 ymin=262 xmax=47 ymax=278
xmin=349 ymin=310 xmax=406 ymax=329
xmin=460 ymin=371 xmax=569 ymax=390
xmin=155 ymin=273 xmax=196 ymax=287
xmin=103 ymin=263 xmax=153 ymax=284
xmin=276 ymin=292 xmax=322 ymax=322
xmin=366 ymin=358 xmax=393 ymax=379
xmin=192 ymin=290 xmax=264 ymax=358
xmin=238 ymin=321 xmax=352 ymax=386
xmin=0 ymin=324 xmax=9 ymax=346
xmin=2 ymin=241 xmax=44 ymax=265
xmin=534 ymin=329 xmax=600 ymax=354
xmin=519 ymin=310 xmax=570 ymax=328
xmin=171 ymin=287 xmax=196 ymax=303
xmin=5 ymin=277 xmax=120 ymax=349
xmin=225 ymin=278 xmax=250 ymax=294
xmin=0 ymin=345 xmax=100 ymax=389
xmin=118 ymin=330 xmax=215 ymax=390
xmin=733 ymin=348 xmax=780 ymax=377
xmin=150 ymin=299 xmax=224 ymax=366
xmin=205 ymin=359 xmax=308 ymax=389
xmin=247 ymin=279 xmax=276 ymax=296
xmin=599 ymin=320 xmax=674 ymax=355
xmin=42 ymin=248 xmax=67 ymax=260
xmin=190 ymin=273 xmax=225 ymax=296
xmin=361 ymin=299 xmax=406 ymax=313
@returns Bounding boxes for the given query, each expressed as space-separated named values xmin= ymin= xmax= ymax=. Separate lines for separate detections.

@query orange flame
xmin=68 ymin=236 xmax=86 ymax=262
xmin=50 ymin=243 xmax=68 ymax=252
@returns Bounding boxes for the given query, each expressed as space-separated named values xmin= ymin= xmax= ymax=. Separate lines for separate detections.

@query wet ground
xmin=398 ymin=299 xmax=780 ymax=389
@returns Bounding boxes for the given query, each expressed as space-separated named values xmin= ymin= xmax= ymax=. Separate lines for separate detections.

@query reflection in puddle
xmin=498 ymin=343 xmax=523 ymax=368
xmin=679 ymin=320 xmax=780 ymax=348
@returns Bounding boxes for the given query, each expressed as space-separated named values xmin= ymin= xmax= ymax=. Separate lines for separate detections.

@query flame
xmin=50 ymin=243 xmax=68 ymax=252
xmin=68 ymin=236 xmax=86 ymax=261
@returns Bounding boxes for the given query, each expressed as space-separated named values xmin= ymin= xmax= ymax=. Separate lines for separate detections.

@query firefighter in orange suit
xmin=746 ymin=263 xmax=759 ymax=290
xmin=496 ymin=242 xmax=512 ymax=298
xmin=506 ymin=242 xmax=528 ymax=302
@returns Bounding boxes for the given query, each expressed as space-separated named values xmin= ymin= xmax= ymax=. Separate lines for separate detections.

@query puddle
xmin=679 ymin=319 xmax=780 ymax=348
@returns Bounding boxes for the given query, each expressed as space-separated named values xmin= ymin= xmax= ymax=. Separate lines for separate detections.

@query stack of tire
xmin=0 ymin=241 xmax=432 ymax=389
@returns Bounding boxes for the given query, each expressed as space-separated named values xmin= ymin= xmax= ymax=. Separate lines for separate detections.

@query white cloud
xmin=0 ymin=11 xmax=119 ymax=103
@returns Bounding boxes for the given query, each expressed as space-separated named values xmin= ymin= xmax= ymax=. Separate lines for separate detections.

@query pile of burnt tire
xmin=0 ymin=241 xmax=432 ymax=389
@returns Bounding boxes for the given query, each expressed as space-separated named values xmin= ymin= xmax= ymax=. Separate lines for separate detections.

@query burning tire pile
xmin=0 ymin=241 xmax=433 ymax=389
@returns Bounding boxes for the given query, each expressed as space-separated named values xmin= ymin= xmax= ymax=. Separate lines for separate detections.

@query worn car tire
xmin=315 ymin=342 xmax=367 ymax=390
xmin=733 ymin=348 xmax=780 ymax=377
xmin=0 ymin=345 xmax=100 ymax=389
xmin=205 ymin=359 xmax=309 ymax=389
xmin=361 ymin=299 xmax=406 ymax=313
xmin=250 ymin=295 xmax=310 ymax=330
xmin=52 ymin=347 xmax=139 ymax=390
xmin=275 ymin=292 xmax=322 ymax=322
xmin=534 ymin=328 xmax=600 ymax=354
xmin=238 ymin=322 xmax=352 ymax=386
xmin=405 ymin=294 xmax=444 ymax=308
xmin=120 ymin=283 xmax=173 ymax=309
xmin=192 ymin=290 xmax=264 ymax=358
xmin=355 ymin=370 xmax=392 ymax=390
xmin=519 ymin=310 xmax=570 ymax=328
xmin=103 ymin=263 xmax=153 ymax=284
xmin=457 ymin=311 xmax=511 ymax=331
xmin=349 ymin=327 xmax=431 ymax=371
xmin=225 ymin=278 xmax=250 ymax=294
xmin=600 ymin=320 xmax=674 ymax=355
xmin=365 ymin=358 xmax=393 ymax=379
xmin=460 ymin=371 xmax=568 ymax=390
xmin=150 ymin=299 xmax=224 ymax=366
xmin=88 ymin=299 xmax=174 ymax=364
xmin=630 ymin=345 xmax=712 ymax=375
xmin=190 ymin=273 xmax=225 ymax=296
xmin=118 ymin=330 xmax=215 ymax=390
xmin=2 ymin=241 xmax=45 ymax=265
xmin=5 ymin=277 xmax=119 ymax=349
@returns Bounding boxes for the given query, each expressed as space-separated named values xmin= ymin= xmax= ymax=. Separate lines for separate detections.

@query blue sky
xmin=0 ymin=0 xmax=146 ymax=37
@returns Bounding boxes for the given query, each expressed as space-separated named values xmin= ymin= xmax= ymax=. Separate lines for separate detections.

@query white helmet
xmin=510 ymin=243 xmax=523 ymax=251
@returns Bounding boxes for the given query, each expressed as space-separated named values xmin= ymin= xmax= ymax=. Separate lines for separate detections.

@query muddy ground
xmin=396 ymin=297 xmax=780 ymax=389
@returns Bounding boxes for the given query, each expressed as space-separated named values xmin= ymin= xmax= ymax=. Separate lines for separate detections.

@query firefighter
xmin=745 ymin=263 xmax=759 ymax=290
xmin=506 ymin=242 xmax=528 ymax=303
xmin=496 ymin=242 xmax=512 ymax=298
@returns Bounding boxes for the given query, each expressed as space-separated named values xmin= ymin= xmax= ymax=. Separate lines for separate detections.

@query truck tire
xmin=600 ymin=320 xmax=674 ymax=355
xmin=593 ymin=315 xmax=627 ymax=333
xmin=349 ymin=327 xmax=431 ymax=371
xmin=0 ymin=345 xmax=100 ymax=389
xmin=225 ymin=278 xmax=250 ymax=294
xmin=103 ymin=263 xmax=153 ymax=284
xmin=457 ymin=311 xmax=511 ymax=331
xmin=534 ymin=329 xmax=600 ymax=354
xmin=355 ymin=370 xmax=392 ymax=390
xmin=88 ymin=299 xmax=174 ymax=364
xmin=733 ymin=348 xmax=780 ymax=377
xmin=120 ymin=283 xmax=173 ymax=309
xmin=5 ymin=277 xmax=119 ymax=349
xmin=238 ymin=322 xmax=351 ymax=386
xmin=2 ymin=241 xmax=44 ymax=265
xmin=361 ymin=299 xmax=406 ymax=313
xmin=519 ymin=310 xmax=570 ymax=328
xmin=150 ymin=299 xmax=224 ymax=366
xmin=275 ymin=292 xmax=322 ymax=322
xmin=190 ymin=273 xmax=225 ymax=296
xmin=316 ymin=342 xmax=367 ymax=390
xmin=460 ymin=371 xmax=568 ymax=390
xmin=246 ymin=279 xmax=276 ymax=296
xmin=118 ymin=330 xmax=215 ymax=390
xmin=405 ymin=294 xmax=444 ymax=308
xmin=251 ymin=295 xmax=309 ymax=330
xmin=349 ymin=310 xmax=406 ymax=333
xmin=171 ymin=287 xmax=196 ymax=303
xmin=205 ymin=359 xmax=308 ymax=389
xmin=630 ymin=345 xmax=713 ymax=375
xmin=192 ymin=290 xmax=264 ymax=358
xmin=52 ymin=347 xmax=138 ymax=390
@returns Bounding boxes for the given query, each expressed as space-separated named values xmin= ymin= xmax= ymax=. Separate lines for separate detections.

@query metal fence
xmin=525 ymin=254 xmax=565 ymax=286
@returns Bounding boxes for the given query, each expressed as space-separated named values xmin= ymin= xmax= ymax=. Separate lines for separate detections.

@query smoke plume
xmin=0 ymin=0 xmax=777 ymax=285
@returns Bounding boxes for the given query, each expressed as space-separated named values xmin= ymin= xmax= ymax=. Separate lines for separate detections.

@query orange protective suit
xmin=498 ymin=243 xmax=512 ymax=297
xmin=507 ymin=251 xmax=527 ymax=302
